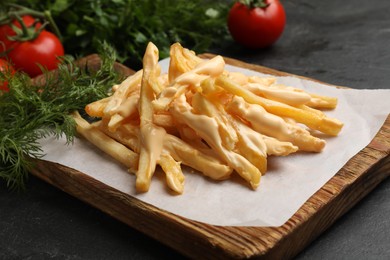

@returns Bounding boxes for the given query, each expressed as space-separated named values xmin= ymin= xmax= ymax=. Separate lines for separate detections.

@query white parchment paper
xmin=39 ymin=60 xmax=390 ymax=227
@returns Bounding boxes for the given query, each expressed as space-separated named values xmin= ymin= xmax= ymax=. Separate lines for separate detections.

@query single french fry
xmin=248 ymin=75 xmax=276 ymax=86
xmin=245 ymin=82 xmax=312 ymax=106
xmin=97 ymin=121 xmax=140 ymax=154
xmin=307 ymin=93 xmax=338 ymax=109
xmin=147 ymin=65 xmax=165 ymax=95
xmin=153 ymin=113 xmax=179 ymax=135
xmin=85 ymin=96 xmax=111 ymax=117
xmin=175 ymin=123 xmax=214 ymax=154
xmin=262 ymin=135 xmax=299 ymax=156
xmin=137 ymin=42 xmax=166 ymax=193
xmin=159 ymin=152 xmax=185 ymax=194
xmin=227 ymin=71 xmax=249 ymax=85
xmin=246 ymin=81 xmax=338 ymax=109
xmin=168 ymin=42 xmax=203 ymax=83
xmin=72 ymin=111 xmax=138 ymax=172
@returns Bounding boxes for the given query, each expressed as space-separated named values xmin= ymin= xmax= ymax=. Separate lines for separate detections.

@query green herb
xmin=1 ymin=0 xmax=230 ymax=69
xmin=0 ymin=43 xmax=122 ymax=190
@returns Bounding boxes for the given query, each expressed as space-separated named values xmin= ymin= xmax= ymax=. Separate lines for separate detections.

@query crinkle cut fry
xmin=137 ymin=42 xmax=166 ymax=193
xmin=215 ymin=75 xmax=344 ymax=136
xmin=72 ymin=111 xmax=138 ymax=172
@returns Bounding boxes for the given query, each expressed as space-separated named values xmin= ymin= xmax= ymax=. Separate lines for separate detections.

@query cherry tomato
xmin=0 ymin=15 xmax=42 ymax=52
xmin=228 ymin=0 xmax=286 ymax=49
xmin=7 ymin=30 xmax=64 ymax=77
xmin=0 ymin=59 xmax=15 ymax=92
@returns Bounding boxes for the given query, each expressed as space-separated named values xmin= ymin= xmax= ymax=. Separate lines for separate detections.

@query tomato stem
xmin=0 ymin=4 xmax=45 ymax=23
xmin=8 ymin=14 xmax=48 ymax=42
xmin=0 ymin=3 xmax=63 ymax=42
xmin=42 ymin=10 xmax=63 ymax=41
xmin=237 ymin=0 xmax=269 ymax=9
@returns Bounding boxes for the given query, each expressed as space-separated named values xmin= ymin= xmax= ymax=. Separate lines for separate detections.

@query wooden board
xmin=30 ymin=54 xmax=390 ymax=259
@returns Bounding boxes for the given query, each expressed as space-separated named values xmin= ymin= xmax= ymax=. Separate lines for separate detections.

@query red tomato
xmin=7 ymin=30 xmax=64 ymax=77
xmin=228 ymin=0 xmax=286 ymax=49
xmin=0 ymin=59 xmax=15 ymax=91
xmin=0 ymin=15 xmax=42 ymax=52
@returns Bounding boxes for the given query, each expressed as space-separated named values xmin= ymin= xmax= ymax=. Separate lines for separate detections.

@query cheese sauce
xmin=171 ymin=95 xmax=261 ymax=189
xmin=229 ymin=96 xmax=291 ymax=140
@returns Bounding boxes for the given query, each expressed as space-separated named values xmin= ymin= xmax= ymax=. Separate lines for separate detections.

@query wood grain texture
xmin=30 ymin=54 xmax=390 ymax=259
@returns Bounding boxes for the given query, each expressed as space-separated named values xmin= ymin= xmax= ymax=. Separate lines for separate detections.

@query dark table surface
xmin=1 ymin=0 xmax=389 ymax=259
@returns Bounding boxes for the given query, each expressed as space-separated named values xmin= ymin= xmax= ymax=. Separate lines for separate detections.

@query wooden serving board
xmin=30 ymin=54 xmax=390 ymax=259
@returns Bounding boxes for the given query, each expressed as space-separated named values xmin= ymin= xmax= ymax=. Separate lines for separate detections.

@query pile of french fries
xmin=73 ymin=42 xmax=344 ymax=194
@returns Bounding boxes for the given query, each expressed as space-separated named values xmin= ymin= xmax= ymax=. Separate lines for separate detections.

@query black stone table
xmin=1 ymin=0 xmax=389 ymax=259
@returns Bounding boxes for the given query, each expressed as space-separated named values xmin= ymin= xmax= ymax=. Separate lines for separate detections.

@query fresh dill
xmin=0 ymin=43 xmax=123 ymax=190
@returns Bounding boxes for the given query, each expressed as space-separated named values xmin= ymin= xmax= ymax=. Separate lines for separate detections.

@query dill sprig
xmin=0 ymin=43 xmax=122 ymax=190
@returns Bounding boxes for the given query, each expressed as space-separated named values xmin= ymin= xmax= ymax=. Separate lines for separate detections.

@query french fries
xmin=74 ymin=42 xmax=344 ymax=194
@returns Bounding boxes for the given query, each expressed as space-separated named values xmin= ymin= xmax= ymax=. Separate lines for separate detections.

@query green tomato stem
xmin=43 ymin=10 xmax=63 ymax=41
xmin=0 ymin=3 xmax=63 ymax=42
xmin=238 ymin=0 xmax=269 ymax=9
xmin=7 ymin=14 xmax=48 ymax=42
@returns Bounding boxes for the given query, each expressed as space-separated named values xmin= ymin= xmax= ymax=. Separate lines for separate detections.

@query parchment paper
xmin=39 ymin=60 xmax=390 ymax=227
